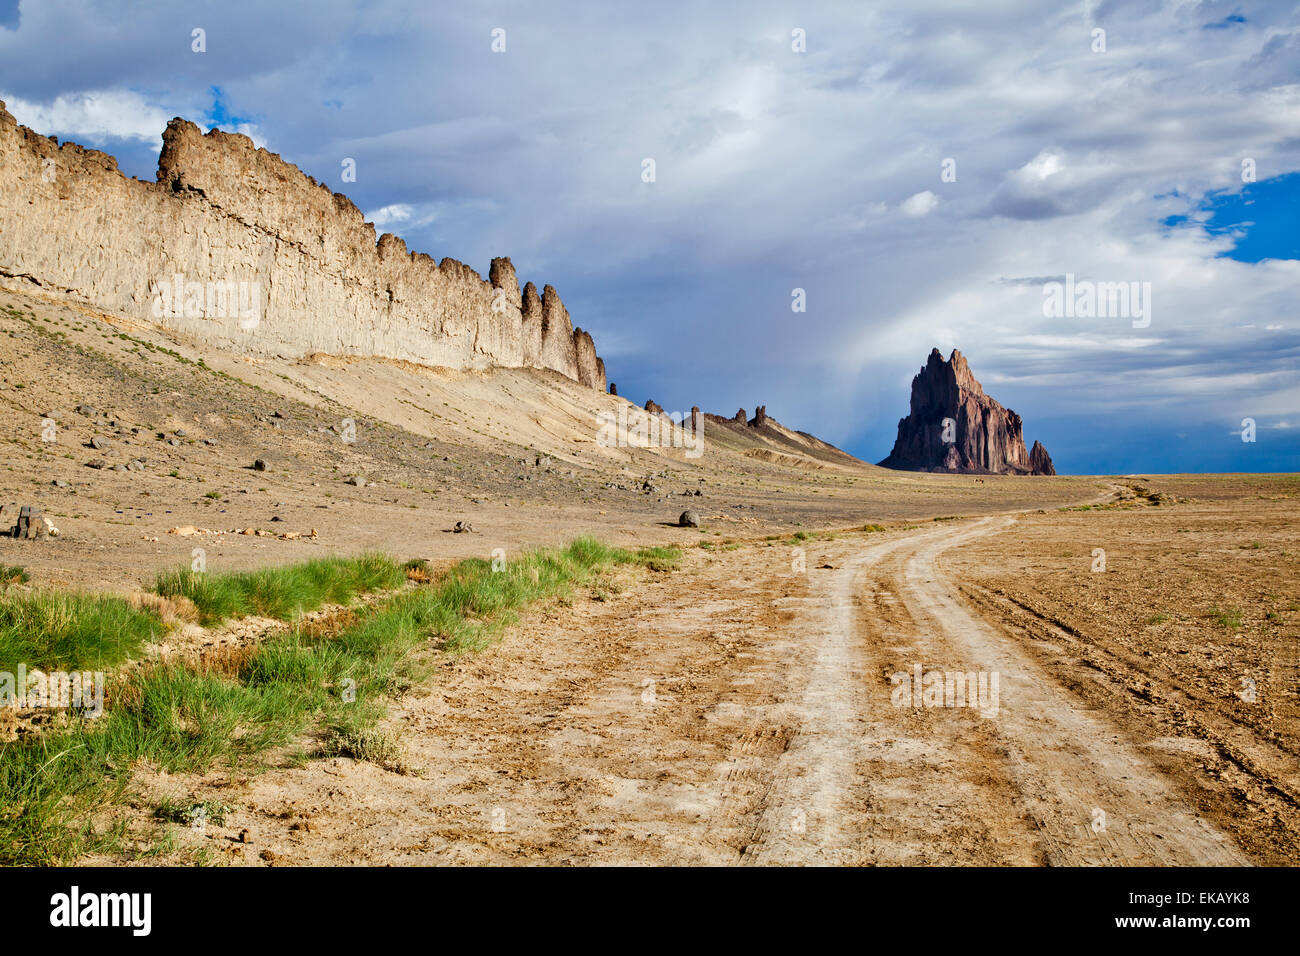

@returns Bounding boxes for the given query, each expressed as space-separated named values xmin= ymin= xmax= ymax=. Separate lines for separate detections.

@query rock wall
xmin=879 ymin=348 xmax=1054 ymax=475
xmin=0 ymin=101 xmax=604 ymax=385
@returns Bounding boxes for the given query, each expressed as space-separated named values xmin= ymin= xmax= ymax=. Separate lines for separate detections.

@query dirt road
xmin=162 ymin=515 xmax=1251 ymax=866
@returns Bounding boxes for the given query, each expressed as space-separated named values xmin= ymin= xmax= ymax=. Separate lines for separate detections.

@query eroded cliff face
xmin=879 ymin=348 xmax=1054 ymax=475
xmin=0 ymin=102 xmax=604 ymax=386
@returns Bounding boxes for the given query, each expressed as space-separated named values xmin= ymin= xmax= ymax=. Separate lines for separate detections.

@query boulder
xmin=678 ymin=510 xmax=700 ymax=528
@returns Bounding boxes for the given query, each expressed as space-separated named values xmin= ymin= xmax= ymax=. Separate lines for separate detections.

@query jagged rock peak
xmin=879 ymin=348 xmax=1053 ymax=475
xmin=1029 ymin=440 xmax=1056 ymax=476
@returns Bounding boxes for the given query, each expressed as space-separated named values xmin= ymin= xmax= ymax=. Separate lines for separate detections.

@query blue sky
xmin=1 ymin=0 xmax=1297 ymax=474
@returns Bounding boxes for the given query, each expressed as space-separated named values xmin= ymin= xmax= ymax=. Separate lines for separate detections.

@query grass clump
xmin=0 ymin=592 xmax=164 ymax=672
xmin=152 ymin=553 xmax=404 ymax=625
xmin=321 ymin=722 xmax=411 ymax=774
xmin=1210 ymin=606 xmax=1243 ymax=629
xmin=0 ymin=565 xmax=29 ymax=590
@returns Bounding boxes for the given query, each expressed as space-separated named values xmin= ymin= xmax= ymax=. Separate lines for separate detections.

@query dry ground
xmin=112 ymin=478 xmax=1298 ymax=866
xmin=3 ymin=284 xmax=1295 ymax=866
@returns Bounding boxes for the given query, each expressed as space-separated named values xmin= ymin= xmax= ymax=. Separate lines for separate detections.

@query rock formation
xmin=1029 ymin=440 xmax=1056 ymax=476
xmin=750 ymin=406 xmax=768 ymax=427
xmin=879 ymin=349 xmax=1054 ymax=475
xmin=0 ymin=101 xmax=606 ymax=388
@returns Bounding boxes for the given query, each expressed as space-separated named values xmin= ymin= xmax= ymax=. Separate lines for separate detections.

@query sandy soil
xmin=121 ymin=480 xmax=1294 ymax=866
xmin=5 ymin=286 xmax=1296 ymax=866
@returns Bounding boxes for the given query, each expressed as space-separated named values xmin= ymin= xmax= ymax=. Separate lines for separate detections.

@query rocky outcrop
xmin=0 ymin=101 xmax=606 ymax=387
xmin=573 ymin=328 xmax=602 ymax=390
xmin=1029 ymin=440 xmax=1056 ymax=476
xmin=750 ymin=405 xmax=768 ymax=427
xmin=879 ymin=349 xmax=1054 ymax=475
xmin=539 ymin=285 xmax=578 ymax=380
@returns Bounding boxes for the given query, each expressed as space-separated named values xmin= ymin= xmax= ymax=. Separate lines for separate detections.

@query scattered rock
xmin=9 ymin=505 xmax=47 ymax=539
xmin=253 ymin=459 xmax=268 ymax=471
xmin=678 ymin=510 xmax=700 ymax=528
xmin=451 ymin=520 xmax=477 ymax=533
xmin=51 ymin=479 xmax=70 ymax=488
xmin=89 ymin=436 xmax=110 ymax=450
xmin=345 ymin=475 xmax=368 ymax=486
xmin=75 ymin=404 xmax=96 ymax=417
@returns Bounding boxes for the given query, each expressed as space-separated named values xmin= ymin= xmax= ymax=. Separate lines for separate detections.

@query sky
xmin=1 ymin=0 xmax=1297 ymax=474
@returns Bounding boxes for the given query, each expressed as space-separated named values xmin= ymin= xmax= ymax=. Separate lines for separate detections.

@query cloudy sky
xmin=2 ymin=0 xmax=1297 ymax=473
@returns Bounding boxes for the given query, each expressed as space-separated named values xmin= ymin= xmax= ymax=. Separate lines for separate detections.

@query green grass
xmin=0 ymin=565 xmax=29 ymax=589
xmin=1209 ymin=606 xmax=1243 ymax=629
xmin=0 ymin=537 xmax=677 ymax=864
xmin=0 ymin=592 xmax=165 ymax=672
xmin=152 ymin=553 xmax=405 ymax=625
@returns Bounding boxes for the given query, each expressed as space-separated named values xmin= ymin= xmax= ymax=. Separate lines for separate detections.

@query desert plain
xmin=1 ymin=285 xmax=1295 ymax=866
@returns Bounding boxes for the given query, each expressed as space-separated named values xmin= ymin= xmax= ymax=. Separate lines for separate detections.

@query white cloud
xmin=366 ymin=203 xmax=438 ymax=232
xmin=900 ymin=190 xmax=939 ymax=217
xmin=0 ymin=88 xmax=171 ymax=142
